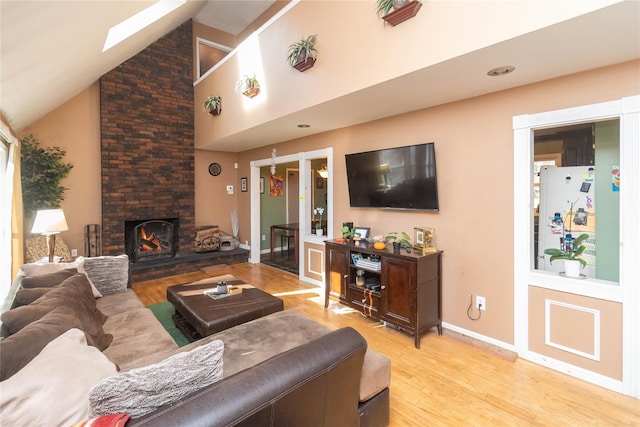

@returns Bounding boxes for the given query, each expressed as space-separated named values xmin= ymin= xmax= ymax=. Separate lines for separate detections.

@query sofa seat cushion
xmin=126 ymin=310 xmax=391 ymax=403
xmin=102 ymin=308 xmax=177 ymax=370
xmin=360 ymin=348 xmax=391 ymax=401
xmin=96 ymin=289 xmax=144 ymax=317
xmin=0 ymin=328 xmax=117 ymax=427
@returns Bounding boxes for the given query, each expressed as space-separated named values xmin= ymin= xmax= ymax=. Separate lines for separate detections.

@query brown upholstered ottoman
xmin=167 ymin=275 xmax=284 ymax=341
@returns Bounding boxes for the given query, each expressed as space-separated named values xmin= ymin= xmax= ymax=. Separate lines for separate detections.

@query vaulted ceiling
xmin=1 ymin=1 xmax=639 ymax=151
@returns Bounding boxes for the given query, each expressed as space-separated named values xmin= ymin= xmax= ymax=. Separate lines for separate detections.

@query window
xmin=533 ymin=120 xmax=619 ymax=282
xmin=197 ymin=38 xmax=232 ymax=78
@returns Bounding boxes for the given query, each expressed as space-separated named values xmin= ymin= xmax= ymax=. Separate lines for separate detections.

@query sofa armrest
xmin=128 ymin=327 xmax=367 ymax=427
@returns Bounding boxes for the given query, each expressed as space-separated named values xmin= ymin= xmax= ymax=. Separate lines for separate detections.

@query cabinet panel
xmin=381 ymin=257 xmax=415 ymax=328
xmin=325 ymin=245 xmax=350 ymax=307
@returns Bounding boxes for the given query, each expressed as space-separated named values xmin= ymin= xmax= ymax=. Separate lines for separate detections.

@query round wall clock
xmin=208 ymin=162 xmax=222 ymax=176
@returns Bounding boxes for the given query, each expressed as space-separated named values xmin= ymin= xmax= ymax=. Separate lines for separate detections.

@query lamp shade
xmin=318 ymin=164 xmax=329 ymax=178
xmin=31 ymin=209 xmax=69 ymax=234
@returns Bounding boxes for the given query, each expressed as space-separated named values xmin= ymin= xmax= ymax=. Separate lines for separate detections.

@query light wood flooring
xmin=132 ymin=262 xmax=640 ymax=426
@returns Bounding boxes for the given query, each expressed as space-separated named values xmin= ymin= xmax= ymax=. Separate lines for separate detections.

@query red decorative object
xmin=383 ymin=0 xmax=422 ymax=26
xmin=293 ymin=57 xmax=316 ymax=72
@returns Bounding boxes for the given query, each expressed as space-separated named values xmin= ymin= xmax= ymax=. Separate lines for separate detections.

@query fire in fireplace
xmin=125 ymin=218 xmax=178 ymax=263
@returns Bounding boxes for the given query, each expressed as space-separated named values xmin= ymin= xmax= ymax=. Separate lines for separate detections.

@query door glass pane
xmin=533 ymin=119 xmax=619 ymax=282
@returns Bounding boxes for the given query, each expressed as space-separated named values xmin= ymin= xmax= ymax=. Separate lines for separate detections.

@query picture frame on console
xmin=353 ymin=227 xmax=370 ymax=239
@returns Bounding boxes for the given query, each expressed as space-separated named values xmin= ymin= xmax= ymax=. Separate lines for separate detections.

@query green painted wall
xmin=259 ymin=162 xmax=294 ymax=251
xmin=594 ymin=119 xmax=620 ymax=282
xmin=258 ymin=159 xmax=328 ymax=251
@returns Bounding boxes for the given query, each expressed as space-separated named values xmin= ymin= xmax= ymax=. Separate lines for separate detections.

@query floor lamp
xmin=31 ymin=208 xmax=69 ymax=263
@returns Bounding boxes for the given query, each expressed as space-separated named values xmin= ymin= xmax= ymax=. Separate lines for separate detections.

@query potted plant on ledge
xmin=376 ymin=0 xmax=422 ymax=26
xmin=202 ymin=96 xmax=222 ymax=116
xmin=386 ymin=231 xmax=411 ymax=252
xmin=287 ymin=34 xmax=317 ymax=72
xmin=236 ymin=74 xmax=260 ymax=98
xmin=313 ymin=207 xmax=324 ymax=236
xmin=544 ymin=233 xmax=589 ymax=278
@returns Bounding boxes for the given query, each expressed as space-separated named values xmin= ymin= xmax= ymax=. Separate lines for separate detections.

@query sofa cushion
xmin=359 ymin=349 xmax=391 ymax=401
xmin=89 ymin=339 xmax=224 ymax=418
xmin=14 ymin=287 xmax=52 ymax=306
xmin=83 ymin=255 xmax=130 ymax=295
xmin=0 ymin=274 xmax=112 ymax=348
xmin=95 ymin=289 xmax=144 ymax=317
xmin=21 ymin=258 xmax=102 ymax=298
xmin=20 ymin=267 xmax=78 ymax=288
xmin=0 ymin=307 xmax=96 ymax=380
xmin=101 ymin=308 xmax=177 ymax=370
xmin=126 ymin=310 xmax=391 ymax=403
xmin=0 ymin=328 xmax=117 ymax=427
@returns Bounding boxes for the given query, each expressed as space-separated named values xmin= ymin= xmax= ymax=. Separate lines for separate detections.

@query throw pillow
xmin=21 ymin=258 xmax=103 ymax=298
xmin=1 ymin=274 xmax=112 ymax=345
xmin=83 ymin=255 xmax=130 ymax=295
xmin=89 ymin=339 xmax=224 ymax=418
xmin=0 ymin=329 xmax=118 ymax=427
xmin=0 ymin=307 xmax=95 ymax=380
xmin=20 ymin=267 xmax=78 ymax=288
xmin=14 ymin=287 xmax=52 ymax=306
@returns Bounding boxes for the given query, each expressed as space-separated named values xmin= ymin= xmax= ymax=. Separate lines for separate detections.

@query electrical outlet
xmin=71 ymin=249 xmax=78 ymax=257
xmin=475 ymin=295 xmax=486 ymax=311
xmin=262 ymin=235 xmax=266 ymax=241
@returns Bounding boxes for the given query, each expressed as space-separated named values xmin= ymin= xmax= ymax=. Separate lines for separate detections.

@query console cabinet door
xmin=381 ymin=257 xmax=415 ymax=328
xmin=325 ymin=244 xmax=350 ymax=305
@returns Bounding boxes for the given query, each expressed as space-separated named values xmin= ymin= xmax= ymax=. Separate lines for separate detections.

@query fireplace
xmin=125 ymin=218 xmax=178 ymax=263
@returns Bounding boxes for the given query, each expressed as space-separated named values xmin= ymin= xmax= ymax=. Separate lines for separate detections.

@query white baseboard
xmin=522 ymin=350 xmax=623 ymax=394
xmin=441 ymin=322 xmax=516 ymax=352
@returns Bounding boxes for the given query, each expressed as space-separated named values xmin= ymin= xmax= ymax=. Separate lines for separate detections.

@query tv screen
xmin=345 ymin=142 xmax=439 ymax=211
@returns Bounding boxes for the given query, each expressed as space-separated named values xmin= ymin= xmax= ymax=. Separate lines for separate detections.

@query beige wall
xmin=194 ymin=149 xmax=239 ymax=236
xmin=236 ymin=60 xmax=639 ymax=347
xmin=18 ymin=84 xmax=102 ymax=257
xmin=17 ymin=44 xmax=637 ymax=370
xmin=194 ymin=0 xmax=616 ymax=149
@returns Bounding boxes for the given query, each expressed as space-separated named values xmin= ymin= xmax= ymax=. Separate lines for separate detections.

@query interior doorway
xmin=286 ymin=169 xmax=299 ymax=224
xmin=250 ymin=148 xmax=333 ymax=288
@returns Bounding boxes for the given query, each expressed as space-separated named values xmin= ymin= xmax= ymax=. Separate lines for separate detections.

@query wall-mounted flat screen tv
xmin=345 ymin=142 xmax=439 ymax=211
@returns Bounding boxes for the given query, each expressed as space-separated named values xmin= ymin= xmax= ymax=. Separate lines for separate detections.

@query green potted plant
xmin=287 ymin=34 xmax=317 ymax=72
xmin=341 ymin=225 xmax=354 ymax=240
xmin=20 ymin=134 xmax=73 ymax=217
xmin=386 ymin=231 xmax=411 ymax=252
xmin=544 ymin=233 xmax=589 ymax=278
xmin=236 ymin=74 xmax=260 ymax=98
xmin=376 ymin=0 xmax=422 ymax=25
xmin=313 ymin=207 xmax=324 ymax=236
xmin=202 ymin=96 xmax=222 ymax=115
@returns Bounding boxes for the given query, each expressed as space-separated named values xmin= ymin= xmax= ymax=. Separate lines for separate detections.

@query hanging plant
xmin=20 ymin=134 xmax=73 ymax=216
xmin=377 ymin=0 xmax=422 ymax=25
xmin=202 ymin=96 xmax=222 ymax=115
xmin=236 ymin=74 xmax=260 ymax=98
xmin=287 ymin=34 xmax=317 ymax=72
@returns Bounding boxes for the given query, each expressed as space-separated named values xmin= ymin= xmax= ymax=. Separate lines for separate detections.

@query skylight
xmin=103 ymin=0 xmax=186 ymax=52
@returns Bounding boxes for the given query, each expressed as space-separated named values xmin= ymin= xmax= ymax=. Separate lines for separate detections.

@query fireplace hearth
xmin=125 ymin=218 xmax=178 ymax=263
